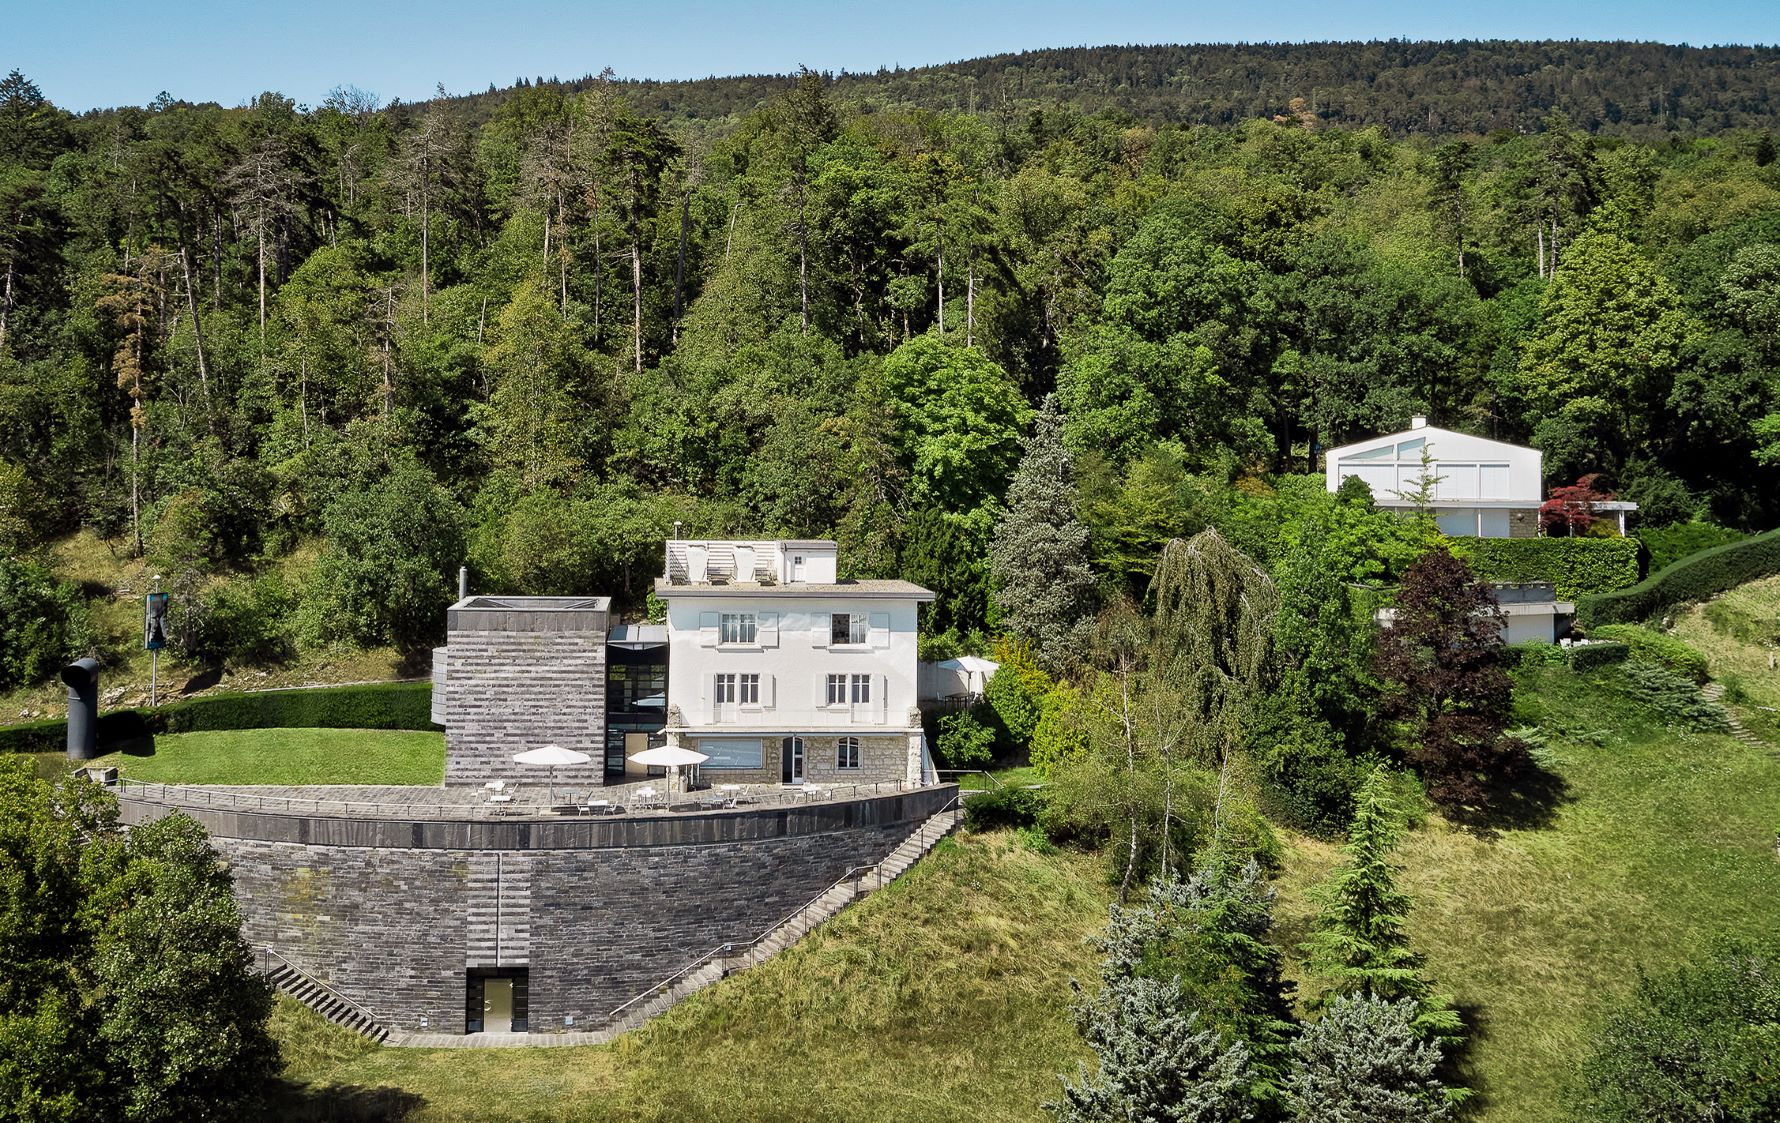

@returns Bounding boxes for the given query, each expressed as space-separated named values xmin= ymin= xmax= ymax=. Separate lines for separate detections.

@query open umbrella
xmin=513 ymin=744 xmax=592 ymax=804
xmin=936 ymin=655 xmax=999 ymax=695
xmin=628 ymin=745 xmax=710 ymax=795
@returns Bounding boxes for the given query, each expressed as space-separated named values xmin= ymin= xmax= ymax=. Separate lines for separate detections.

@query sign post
xmin=144 ymin=581 xmax=168 ymax=707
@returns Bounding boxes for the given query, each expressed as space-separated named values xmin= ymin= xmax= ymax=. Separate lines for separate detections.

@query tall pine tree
xmin=990 ymin=393 xmax=1097 ymax=673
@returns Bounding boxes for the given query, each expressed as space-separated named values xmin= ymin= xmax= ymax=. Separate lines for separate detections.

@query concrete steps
xmin=601 ymin=804 xmax=963 ymax=1037
xmin=265 ymin=961 xmax=391 ymax=1044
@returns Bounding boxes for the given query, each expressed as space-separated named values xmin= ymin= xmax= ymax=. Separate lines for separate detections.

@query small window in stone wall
xmin=837 ymin=736 xmax=860 ymax=769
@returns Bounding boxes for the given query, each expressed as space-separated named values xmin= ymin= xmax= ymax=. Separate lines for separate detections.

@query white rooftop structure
xmin=1325 ymin=416 xmax=1544 ymax=538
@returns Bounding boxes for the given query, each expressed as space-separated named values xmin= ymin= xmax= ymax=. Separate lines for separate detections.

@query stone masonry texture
xmin=147 ymin=788 xmax=954 ymax=1036
xmin=445 ymin=627 xmax=607 ymax=787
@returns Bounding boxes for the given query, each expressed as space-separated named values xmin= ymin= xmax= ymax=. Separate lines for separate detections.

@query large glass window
xmin=830 ymin=612 xmax=868 ymax=645
xmin=714 ymin=673 xmax=738 ymax=704
xmin=836 ymin=737 xmax=860 ymax=769
xmin=825 ymin=673 xmax=847 ymax=706
xmin=850 ymin=673 xmax=871 ymax=704
xmin=739 ymin=673 xmax=760 ymax=705
xmin=720 ymin=613 xmax=758 ymax=644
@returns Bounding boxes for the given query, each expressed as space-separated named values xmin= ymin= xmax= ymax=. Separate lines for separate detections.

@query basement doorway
xmin=466 ymin=968 xmax=529 ymax=1034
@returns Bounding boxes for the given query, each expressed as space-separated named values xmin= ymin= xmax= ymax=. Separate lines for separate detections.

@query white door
xmin=790 ymin=554 xmax=806 ymax=582
xmin=484 ymin=978 xmax=513 ymax=1033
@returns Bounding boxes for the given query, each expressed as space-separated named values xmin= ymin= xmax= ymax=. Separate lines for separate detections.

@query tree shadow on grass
xmin=1449 ymin=758 xmax=1573 ymax=839
xmin=266 ymin=1079 xmax=427 ymax=1122
xmin=181 ymin=664 xmax=224 ymax=695
xmin=1443 ymin=997 xmax=1493 ymax=1115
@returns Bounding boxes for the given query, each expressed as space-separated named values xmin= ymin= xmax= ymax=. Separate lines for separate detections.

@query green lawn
xmin=270 ymin=831 xmax=1108 ymax=1123
xmin=91 ymin=728 xmax=445 ymax=786
xmin=260 ymin=662 xmax=1780 ymax=1122
xmin=1275 ymin=663 xmax=1780 ymax=1122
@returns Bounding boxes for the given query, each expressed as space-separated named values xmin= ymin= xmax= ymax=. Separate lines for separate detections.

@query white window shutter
xmin=869 ymin=612 xmax=890 ymax=649
xmin=699 ymin=672 xmax=710 ymax=718
xmin=764 ymin=673 xmax=776 ymax=708
xmin=875 ymin=674 xmax=888 ymax=721
xmin=699 ymin=611 xmax=719 ymax=647
xmin=810 ymin=617 xmax=828 ymax=647
xmin=814 ymin=675 xmax=827 ymax=709
xmin=758 ymin=612 xmax=779 ymax=647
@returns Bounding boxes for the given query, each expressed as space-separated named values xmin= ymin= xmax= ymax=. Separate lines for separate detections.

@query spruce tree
xmin=1302 ymin=767 xmax=1461 ymax=1044
xmin=990 ymin=393 xmax=1097 ymax=673
xmin=1287 ymin=994 xmax=1451 ymax=1123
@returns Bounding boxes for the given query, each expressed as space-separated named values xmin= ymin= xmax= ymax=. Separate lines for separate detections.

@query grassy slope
xmin=257 ymin=633 xmax=1780 ymax=1121
xmin=1276 ymin=664 xmax=1780 ymax=1122
xmin=272 ymin=832 xmax=1107 ymax=1123
xmin=1671 ymin=573 xmax=1780 ymax=707
xmin=90 ymin=728 xmax=445 ymax=785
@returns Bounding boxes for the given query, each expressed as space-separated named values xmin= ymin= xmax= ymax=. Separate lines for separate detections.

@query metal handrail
xmin=934 ymin=768 xmax=1001 ymax=794
xmin=602 ymin=795 xmax=962 ymax=1029
xmin=606 ymin=940 xmax=737 ymax=1022
xmin=258 ymin=945 xmax=386 ymax=1029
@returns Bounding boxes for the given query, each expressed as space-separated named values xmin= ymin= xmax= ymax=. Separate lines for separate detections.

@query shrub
xmin=182 ymin=573 xmax=297 ymax=666
xmin=963 ymin=785 xmax=1047 ymax=831
xmin=1448 ymin=536 xmax=1640 ymax=600
xmin=0 ymin=557 xmax=92 ymax=691
xmin=982 ymin=638 xmax=1053 ymax=754
xmin=1578 ymin=526 xmax=1780 ymax=625
xmin=1616 ymin=659 xmax=1731 ymax=732
xmin=1639 ymin=521 xmax=1745 ymax=575
xmin=935 ymin=709 xmax=996 ymax=767
xmin=1568 ymin=641 xmax=1631 ymax=672
xmin=1588 ymin=624 xmax=1710 ymax=683
xmin=1514 ymin=642 xmax=1568 ymax=668
xmin=1028 ymin=685 xmax=1087 ymax=779
xmin=1574 ymin=940 xmax=1780 ymax=1122
xmin=0 ymin=682 xmax=435 ymax=754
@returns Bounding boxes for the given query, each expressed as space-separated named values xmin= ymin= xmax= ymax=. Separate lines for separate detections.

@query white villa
xmin=1324 ymin=416 xmax=1544 ymax=538
xmin=656 ymin=539 xmax=936 ymax=788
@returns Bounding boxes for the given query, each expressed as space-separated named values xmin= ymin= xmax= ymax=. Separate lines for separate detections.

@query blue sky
xmin=9 ymin=0 xmax=1777 ymax=111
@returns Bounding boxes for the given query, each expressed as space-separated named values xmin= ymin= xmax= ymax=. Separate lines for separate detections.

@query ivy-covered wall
xmin=1450 ymin=536 xmax=1642 ymax=600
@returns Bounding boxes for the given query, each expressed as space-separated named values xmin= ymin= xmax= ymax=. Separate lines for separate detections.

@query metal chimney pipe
xmin=672 ymin=520 xmax=683 ymax=539
xmin=61 ymin=658 xmax=100 ymax=761
xmin=458 ymin=566 xmax=469 ymax=601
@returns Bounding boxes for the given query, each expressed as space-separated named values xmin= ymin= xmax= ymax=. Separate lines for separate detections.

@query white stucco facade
xmin=656 ymin=540 xmax=936 ymax=787
xmin=1325 ymin=416 xmax=1544 ymax=538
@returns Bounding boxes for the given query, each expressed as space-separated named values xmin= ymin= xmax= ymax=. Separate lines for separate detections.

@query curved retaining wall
xmin=120 ymin=787 xmax=955 ymax=1037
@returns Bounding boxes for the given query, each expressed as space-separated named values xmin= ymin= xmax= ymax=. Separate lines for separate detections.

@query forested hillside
xmin=479 ymin=41 xmax=1780 ymax=138
xmin=1 ymin=52 xmax=1779 ymax=684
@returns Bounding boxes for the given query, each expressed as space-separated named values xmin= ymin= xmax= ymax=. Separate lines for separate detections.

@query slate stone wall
xmin=443 ymin=625 xmax=607 ymax=787
xmin=161 ymin=788 xmax=954 ymax=1036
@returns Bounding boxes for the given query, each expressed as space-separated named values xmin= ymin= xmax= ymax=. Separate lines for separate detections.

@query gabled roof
xmin=1325 ymin=423 xmax=1535 ymax=461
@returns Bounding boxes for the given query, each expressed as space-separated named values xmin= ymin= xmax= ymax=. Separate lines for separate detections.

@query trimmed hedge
xmin=1588 ymin=624 xmax=1710 ymax=683
xmin=1578 ymin=526 xmax=1780 ymax=626
xmin=1569 ymin=642 xmax=1631 ymax=672
xmin=1451 ymin=536 xmax=1641 ymax=600
xmin=0 ymin=681 xmax=434 ymax=755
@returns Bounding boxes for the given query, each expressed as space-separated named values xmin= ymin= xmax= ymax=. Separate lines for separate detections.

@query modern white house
xmin=655 ymin=539 xmax=937 ymax=788
xmin=1324 ymin=416 xmax=1544 ymax=538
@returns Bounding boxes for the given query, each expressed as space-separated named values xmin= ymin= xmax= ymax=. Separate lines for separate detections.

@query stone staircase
xmin=600 ymin=801 xmax=963 ymax=1038
xmin=273 ymin=801 xmax=962 ymax=1049
xmin=263 ymin=956 xmax=391 ymax=1044
xmin=1701 ymin=682 xmax=1770 ymax=751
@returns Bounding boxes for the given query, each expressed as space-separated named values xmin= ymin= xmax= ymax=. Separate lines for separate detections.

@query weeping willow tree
xmin=1147 ymin=528 xmax=1278 ymax=867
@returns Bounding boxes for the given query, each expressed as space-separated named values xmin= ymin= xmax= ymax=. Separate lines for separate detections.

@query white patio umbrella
xmin=628 ymin=745 xmax=710 ymax=795
xmin=512 ymin=744 xmax=592 ymax=804
xmin=936 ymin=655 xmax=999 ymax=696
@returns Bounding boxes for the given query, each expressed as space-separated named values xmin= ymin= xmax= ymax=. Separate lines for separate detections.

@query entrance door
xmin=781 ymin=736 xmax=804 ymax=784
xmin=484 ymin=978 xmax=513 ymax=1033
xmin=790 ymin=554 xmax=805 ymax=582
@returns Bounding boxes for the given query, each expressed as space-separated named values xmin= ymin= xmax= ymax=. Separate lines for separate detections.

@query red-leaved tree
xmin=1540 ymin=473 xmax=1614 ymax=536
xmin=1374 ymin=547 xmax=1529 ymax=809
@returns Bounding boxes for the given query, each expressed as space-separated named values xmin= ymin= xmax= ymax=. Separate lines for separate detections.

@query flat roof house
xmin=655 ymin=539 xmax=937 ymax=788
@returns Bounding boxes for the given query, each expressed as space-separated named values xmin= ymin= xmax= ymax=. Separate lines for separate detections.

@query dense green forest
xmin=1 ymin=45 xmax=1779 ymax=680
xmin=478 ymin=41 xmax=1780 ymax=138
